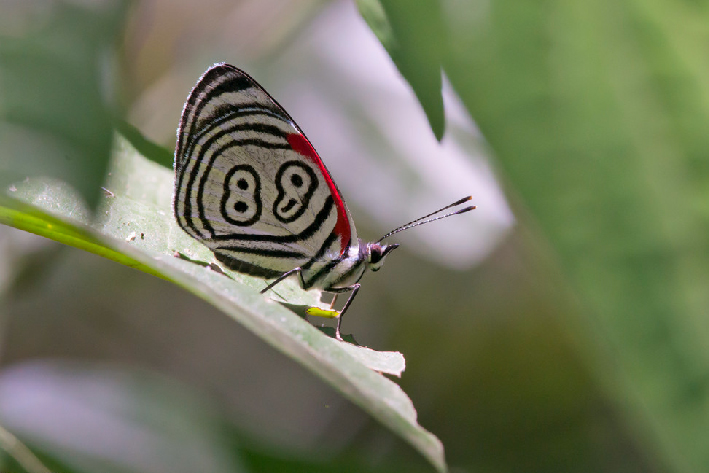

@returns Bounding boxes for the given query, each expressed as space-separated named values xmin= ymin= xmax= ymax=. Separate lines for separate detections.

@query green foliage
xmin=0 ymin=136 xmax=442 ymax=471
xmin=0 ymin=0 xmax=127 ymax=211
xmin=4 ymin=1 xmax=709 ymax=472
xmin=361 ymin=0 xmax=709 ymax=472
xmin=357 ymin=0 xmax=445 ymax=140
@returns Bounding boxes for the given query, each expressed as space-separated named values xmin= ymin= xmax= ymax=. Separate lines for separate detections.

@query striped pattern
xmin=174 ymin=63 xmax=358 ymax=278
xmin=300 ymin=238 xmax=369 ymax=291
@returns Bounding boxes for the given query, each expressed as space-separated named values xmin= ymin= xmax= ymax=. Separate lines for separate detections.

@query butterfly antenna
xmin=376 ymin=196 xmax=475 ymax=243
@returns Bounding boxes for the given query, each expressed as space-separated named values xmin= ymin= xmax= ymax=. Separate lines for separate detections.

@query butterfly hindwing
xmin=174 ymin=63 xmax=357 ymax=276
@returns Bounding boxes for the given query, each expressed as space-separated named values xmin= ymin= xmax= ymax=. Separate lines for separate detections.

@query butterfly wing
xmin=174 ymin=63 xmax=357 ymax=277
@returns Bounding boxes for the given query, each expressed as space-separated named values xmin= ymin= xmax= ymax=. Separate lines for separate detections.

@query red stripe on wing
xmin=287 ymin=133 xmax=351 ymax=255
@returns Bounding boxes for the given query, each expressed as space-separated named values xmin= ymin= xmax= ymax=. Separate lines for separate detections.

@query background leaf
xmin=0 ymin=0 xmax=128 ymax=211
xmin=364 ymin=0 xmax=709 ymax=471
xmin=356 ymin=0 xmax=445 ymax=140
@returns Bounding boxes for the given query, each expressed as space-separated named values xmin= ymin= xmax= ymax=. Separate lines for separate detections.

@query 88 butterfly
xmin=174 ymin=63 xmax=474 ymax=340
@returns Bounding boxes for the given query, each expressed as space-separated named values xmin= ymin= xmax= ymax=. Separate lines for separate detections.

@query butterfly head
xmin=366 ymin=242 xmax=399 ymax=272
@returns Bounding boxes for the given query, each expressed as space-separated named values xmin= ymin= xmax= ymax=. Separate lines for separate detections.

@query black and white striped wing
xmin=174 ymin=63 xmax=357 ymax=277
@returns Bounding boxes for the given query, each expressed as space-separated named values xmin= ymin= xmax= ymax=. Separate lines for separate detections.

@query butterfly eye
xmin=368 ymin=243 xmax=399 ymax=271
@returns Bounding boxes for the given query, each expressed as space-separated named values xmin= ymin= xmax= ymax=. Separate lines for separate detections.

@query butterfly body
xmin=174 ymin=63 xmax=473 ymax=340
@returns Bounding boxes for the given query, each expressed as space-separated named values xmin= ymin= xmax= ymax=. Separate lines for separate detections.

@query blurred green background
xmin=2 ymin=0 xmax=709 ymax=472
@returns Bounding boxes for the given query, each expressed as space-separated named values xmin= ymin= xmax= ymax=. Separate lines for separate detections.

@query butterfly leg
xmin=334 ymin=284 xmax=360 ymax=341
xmin=261 ymin=267 xmax=301 ymax=294
xmin=329 ymin=294 xmax=338 ymax=310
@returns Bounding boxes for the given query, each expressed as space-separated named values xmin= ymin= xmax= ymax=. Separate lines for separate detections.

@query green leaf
xmin=363 ymin=0 xmax=709 ymax=470
xmin=356 ymin=0 xmax=445 ymax=140
xmin=436 ymin=0 xmax=709 ymax=472
xmin=0 ymin=423 xmax=55 ymax=473
xmin=0 ymin=0 xmax=128 ymax=211
xmin=114 ymin=118 xmax=174 ymax=170
xmin=0 ymin=136 xmax=444 ymax=471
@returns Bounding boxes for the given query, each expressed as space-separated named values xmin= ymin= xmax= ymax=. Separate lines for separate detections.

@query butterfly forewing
xmin=174 ymin=63 xmax=357 ymax=277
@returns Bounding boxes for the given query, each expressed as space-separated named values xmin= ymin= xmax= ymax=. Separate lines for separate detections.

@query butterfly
xmin=174 ymin=63 xmax=474 ymax=340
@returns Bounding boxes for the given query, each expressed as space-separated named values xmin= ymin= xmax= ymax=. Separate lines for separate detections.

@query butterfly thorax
xmin=299 ymin=239 xmax=399 ymax=292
